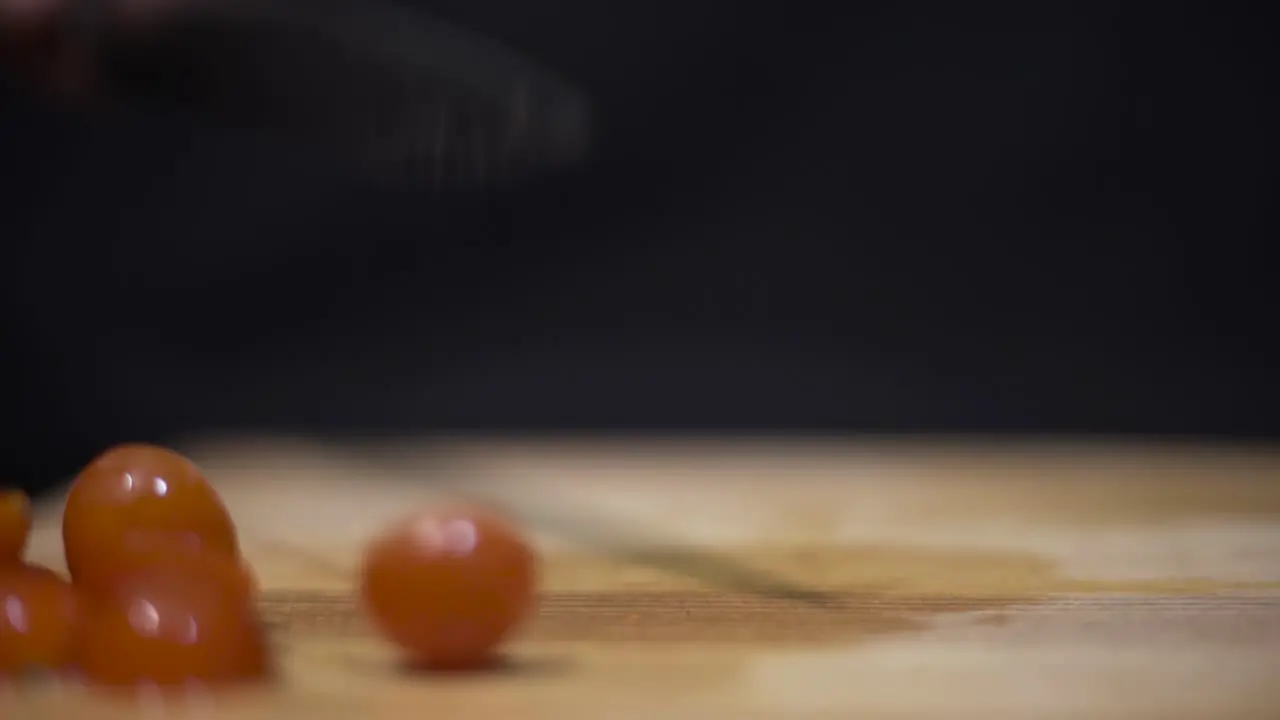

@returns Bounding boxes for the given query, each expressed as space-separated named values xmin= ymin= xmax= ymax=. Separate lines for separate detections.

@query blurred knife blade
xmin=5 ymin=0 xmax=594 ymax=191
xmin=447 ymin=486 xmax=837 ymax=606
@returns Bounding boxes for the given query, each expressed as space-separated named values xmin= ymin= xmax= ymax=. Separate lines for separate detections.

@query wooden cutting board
xmin=11 ymin=437 xmax=1280 ymax=719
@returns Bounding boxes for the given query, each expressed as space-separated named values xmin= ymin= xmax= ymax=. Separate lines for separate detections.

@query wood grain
xmin=10 ymin=437 xmax=1280 ymax=719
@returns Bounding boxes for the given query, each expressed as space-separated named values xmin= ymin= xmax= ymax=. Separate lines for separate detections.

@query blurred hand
xmin=0 ymin=0 xmax=181 ymax=26
xmin=0 ymin=0 xmax=188 ymax=99
xmin=0 ymin=0 xmax=61 ymax=31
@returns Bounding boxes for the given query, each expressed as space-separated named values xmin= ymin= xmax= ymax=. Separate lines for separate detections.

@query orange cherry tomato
xmin=62 ymin=444 xmax=241 ymax=592
xmin=0 ymin=563 xmax=82 ymax=677
xmin=0 ymin=490 xmax=32 ymax=565
xmin=76 ymin=564 xmax=272 ymax=689
xmin=360 ymin=505 xmax=538 ymax=670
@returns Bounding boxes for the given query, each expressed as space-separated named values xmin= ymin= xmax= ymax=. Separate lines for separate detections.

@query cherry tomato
xmin=0 ymin=490 xmax=32 ymax=565
xmin=76 ymin=563 xmax=272 ymax=689
xmin=62 ymin=444 xmax=241 ymax=592
xmin=0 ymin=563 xmax=82 ymax=677
xmin=360 ymin=505 xmax=538 ymax=670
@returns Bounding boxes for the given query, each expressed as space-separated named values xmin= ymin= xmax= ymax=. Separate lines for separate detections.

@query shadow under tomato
xmin=396 ymin=653 xmax=573 ymax=680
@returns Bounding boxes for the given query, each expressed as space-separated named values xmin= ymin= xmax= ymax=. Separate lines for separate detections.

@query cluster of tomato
xmin=1 ymin=443 xmax=539 ymax=692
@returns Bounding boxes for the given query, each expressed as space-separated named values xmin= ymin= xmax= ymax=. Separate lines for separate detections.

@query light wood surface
xmin=10 ymin=437 xmax=1280 ymax=719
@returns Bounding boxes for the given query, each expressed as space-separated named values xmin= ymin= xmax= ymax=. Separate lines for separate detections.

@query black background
xmin=2 ymin=1 xmax=1275 ymax=497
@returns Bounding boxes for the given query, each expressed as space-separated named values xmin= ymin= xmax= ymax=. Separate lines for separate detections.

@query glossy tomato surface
xmin=62 ymin=444 xmax=240 ymax=590
xmin=76 ymin=564 xmax=271 ymax=688
xmin=360 ymin=505 xmax=538 ymax=669
xmin=0 ymin=564 xmax=82 ymax=676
